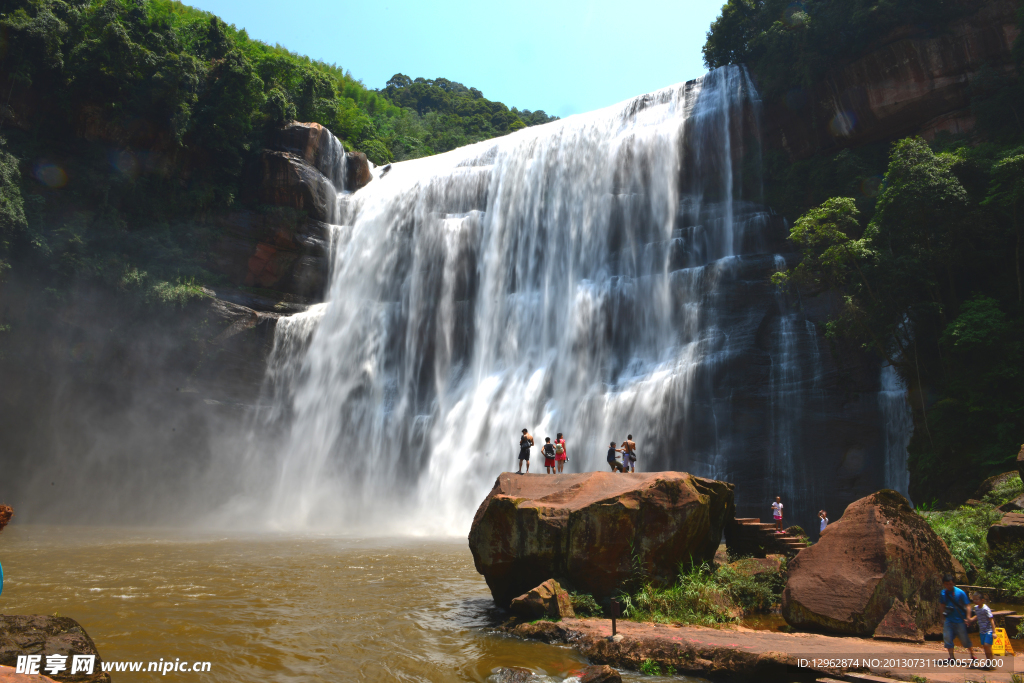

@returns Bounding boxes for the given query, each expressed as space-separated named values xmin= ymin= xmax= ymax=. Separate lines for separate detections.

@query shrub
xmin=621 ymin=562 xmax=737 ymax=626
xmin=982 ymin=474 xmax=1023 ymax=507
xmin=568 ymin=592 xmax=602 ymax=617
xmin=717 ymin=559 xmax=787 ymax=613
xmin=923 ymin=505 xmax=1004 ymax=576
xmin=639 ymin=659 xmax=661 ymax=676
xmin=975 ymin=541 xmax=1024 ymax=600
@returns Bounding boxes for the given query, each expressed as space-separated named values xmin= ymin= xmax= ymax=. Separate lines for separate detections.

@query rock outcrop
xmin=0 ymin=616 xmax=109 ymax=683
xmin=254 ymin=151 xmax=338 ymax=223
xmin=986 ymin=512 xmax=1024 ymax=550
xmin=269 ymin=122 xmax=345 ymax=189
xmin=1017 ymin=444 xmax=1024 ymax=482
xmin=509 ymin=579 xmax=575 ymax=620
xmin=469 ymin=471 xmax=735 ymax=608
xmin=762 ymin=0 xmax=1020 ymax=160
xmin=972 ymin=471 xmax=1020 ymax=500
xmin=344 ymin=151 xmax=373 ymax=191
xmin=781 ymin=490 xmax=965 ymax=637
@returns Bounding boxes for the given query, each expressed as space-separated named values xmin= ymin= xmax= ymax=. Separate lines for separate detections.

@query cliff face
xmin=763 ymin=0 xmax=1020 ymax=160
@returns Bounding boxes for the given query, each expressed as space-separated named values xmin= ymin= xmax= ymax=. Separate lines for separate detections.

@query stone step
xmin=735 ymin=518 xmax=761 ymax=524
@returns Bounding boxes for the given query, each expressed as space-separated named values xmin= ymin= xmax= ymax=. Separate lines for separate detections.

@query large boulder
xmin=781 ymin=490 xmax=965 ymax=637
xmin=269 ymin=122 xmax=345 ymax=189
xmin=972 ymin=470 xmax=1020 ymax=500
xmin=468 ymin=471 xmax=735 ymax=607
xmin=987 ymin=512 xmax=1024 ymax=550
xmin=509 ymin=579 xmax=574 ymax=620
xmin=0 ymin=616 xmax=109 ymax=683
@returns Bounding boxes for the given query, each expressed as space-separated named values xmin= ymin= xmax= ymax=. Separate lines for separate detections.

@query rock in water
xmin=468 ymin=472 xmax=735 ymax=607
xmin=509 ymin=579 xmax=574 ymax=620
xmin=579 ymin=665 xmax=622 ymax=683
xmin=781 ymin=490 xmax=965 ymax=636
xmin=872 ymin=598 xmax=925 ymax=642
xmin=0 ymin=615 xmax=110 ymax=683
xmin=0 ymin=505 xmax=11 ymax=533
xmin=987 ymin=512 xmax=1024 ymax=550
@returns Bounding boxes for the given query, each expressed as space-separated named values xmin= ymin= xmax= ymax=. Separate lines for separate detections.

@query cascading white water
xmin=879 ymin=364 xmax=913 ymax=499
xmin=234 ymin=66 xmax=871 ymax=534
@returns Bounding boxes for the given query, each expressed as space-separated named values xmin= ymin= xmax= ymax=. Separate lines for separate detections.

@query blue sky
xmin=189 ymin=0 xmax=727 ymax=118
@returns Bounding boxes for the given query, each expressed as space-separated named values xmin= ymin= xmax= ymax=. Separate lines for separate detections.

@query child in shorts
xmin=970 ymin=591 xmax=995 ymax=666
xmin=772 ymin=496 xmax=783 ymax=533
xmin=542 ymin=437 xmax=556 ymax=474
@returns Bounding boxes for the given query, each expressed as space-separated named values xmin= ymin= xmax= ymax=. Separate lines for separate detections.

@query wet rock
xmin=468 ymin=471 xmax=734 ymax=607
xmin=255 ymin=151 xmax=337 ymax=222
xmin=781 ymin=490 xmax=965 ymax=637
xmin=509 ymin=579 xmax=574 ymax=620
xmin=207 ymin=210 xmax=331 ymax=300
xmin=490 ymin=667 xmax=533 ymax=683
xmin=578 ymin=664 xmax=621 ymax=683
xmin=0 ymin=665 xmax=59 ymax=682
xmin=0 ymin=506 xmax=11 ymax=533
xmin=872 ymin=598 xmax=925 ymax=643
xmin=0 ymin=616 xmax=109 ymax=683
xmin=986 ymin=512 xmax=1024 ymax=550
xmin=345 ymin=151 xmax=373 ymax=191
xmin=269 ymin=122 xmax=345 ymax=188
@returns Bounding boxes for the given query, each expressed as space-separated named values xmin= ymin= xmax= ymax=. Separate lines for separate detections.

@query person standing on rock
xmin=621 ymin=435 xmax=637 ymax=472
xmin=772 ymin=496 xmax=784 ymax=533
xmin=542 ymin=437 xmax=557 ymax=474
xmin=940 ymin=574 xmax=976 ymax=663
xmin=555 ymin=433 xmax=568 ymax=473
xmin=818 ymin=510 xmax=828 ymax=538
xmin=607 ymin=442 xmax=626 ymax=473
xmin=517 ymin=429 xmax=534 ymax=474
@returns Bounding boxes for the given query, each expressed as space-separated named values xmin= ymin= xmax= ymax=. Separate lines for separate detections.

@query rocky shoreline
xmin=506 ymin=618 xmax=1023 ymax=683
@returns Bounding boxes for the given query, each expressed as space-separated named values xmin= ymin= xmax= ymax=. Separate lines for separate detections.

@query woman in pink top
xmin=555 ymin=432 xmax=568 ymax=473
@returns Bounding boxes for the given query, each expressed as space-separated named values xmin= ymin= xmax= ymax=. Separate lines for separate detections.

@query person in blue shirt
xmin=939 ymin=574 xmax=976 ymax=662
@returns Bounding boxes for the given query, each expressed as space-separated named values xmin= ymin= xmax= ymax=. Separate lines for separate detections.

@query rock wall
xmin=762 ymin=0 xmax=1020 ymax=160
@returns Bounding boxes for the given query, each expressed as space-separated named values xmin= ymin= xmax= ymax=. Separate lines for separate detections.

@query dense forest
xmin=0 ymin=0 xmax=555 ymax=294
xmin=705 ymin=0 xmax=1024 ymax=505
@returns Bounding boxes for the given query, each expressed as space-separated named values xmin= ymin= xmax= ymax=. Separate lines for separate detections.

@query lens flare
xmin=829 ymin=111 xmax=856 ymax=137
xmin=32 ymin=162 xmax=68 ymax=188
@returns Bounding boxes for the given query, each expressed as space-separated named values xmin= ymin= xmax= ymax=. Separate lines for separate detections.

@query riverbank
xmin=510 ymin=618 xmax=1024 ymax=682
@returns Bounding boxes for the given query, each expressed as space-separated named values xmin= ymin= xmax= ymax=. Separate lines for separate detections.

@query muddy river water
xmin=0 ymin=526 xmax=703 ymax=682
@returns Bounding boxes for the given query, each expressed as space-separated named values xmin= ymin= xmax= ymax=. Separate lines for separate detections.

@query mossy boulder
xmin=781 ymin=490 xmax=965 ymax=637
xmin=468 ymin=471 xmax=735 ymax=608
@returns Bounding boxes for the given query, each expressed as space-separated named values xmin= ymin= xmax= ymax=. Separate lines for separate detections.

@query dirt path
xmin=511 ymin=618 xmax=1023 ymax=682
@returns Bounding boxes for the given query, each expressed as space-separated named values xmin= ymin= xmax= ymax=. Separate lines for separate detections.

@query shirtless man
xmin=620 ymin=435 xmax=637 ymax=472
xmin=517 ymin=428 xmax=534 ymax=474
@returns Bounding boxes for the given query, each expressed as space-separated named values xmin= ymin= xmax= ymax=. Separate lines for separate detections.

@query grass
xmin=618 ymin=559 xmax=787 ymax=626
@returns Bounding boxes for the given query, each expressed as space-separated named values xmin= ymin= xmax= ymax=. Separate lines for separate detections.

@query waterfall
xmin=879 ymin=364 xmax=912 ymax=499
xmin=233 ymin=66 xmax=871 ymax=534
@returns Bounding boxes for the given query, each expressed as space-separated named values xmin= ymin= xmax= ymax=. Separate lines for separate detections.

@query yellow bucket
xmin=992 ymin=627 xmax=1015 ymax=656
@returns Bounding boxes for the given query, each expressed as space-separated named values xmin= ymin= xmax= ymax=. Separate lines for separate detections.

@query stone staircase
xmin=725 ymin=517 xmax=809 ymax=557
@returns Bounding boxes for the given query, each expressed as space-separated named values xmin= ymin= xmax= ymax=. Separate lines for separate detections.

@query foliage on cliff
xmin=776 ymin=136 xmax=1024 ymax=505
xmin=703 ymin=0 xmax=966 ymax=99
xmin=0 ymin=0 xmax=554 ymax=295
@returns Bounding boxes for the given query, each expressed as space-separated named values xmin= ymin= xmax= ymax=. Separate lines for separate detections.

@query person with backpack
xmin=940 ymin=574 xmax=976 ymax=663
xmin=517 ymin=428 xmax=534 ymax=474
xmin=542 ymin=437 xmax=557 ymax=474
xmin=554 ymin=433 xmax=568 ymax=473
